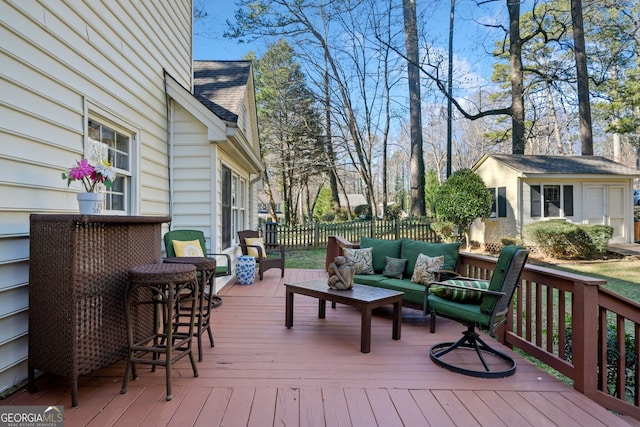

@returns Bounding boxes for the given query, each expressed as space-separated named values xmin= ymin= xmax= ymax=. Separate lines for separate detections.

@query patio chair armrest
xmin=432 ymin=269 xmax=460 ymax=281
xmin=207 ymin=252 xmax=231 ymax=273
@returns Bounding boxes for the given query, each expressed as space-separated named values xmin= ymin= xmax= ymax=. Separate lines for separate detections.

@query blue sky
xmin=192 ymin=0 xmax=510 ymax=91
xmin=193 ymin=0 xmax=506 ymax=58
xmin=193 ymin=0 xmax=266 ymax=60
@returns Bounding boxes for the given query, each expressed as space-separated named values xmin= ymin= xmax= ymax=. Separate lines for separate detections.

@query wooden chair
xmin=237 ymin=229 xmax=285 ymax=280
xmin=424 ymin=245 xmax=529 ymax=378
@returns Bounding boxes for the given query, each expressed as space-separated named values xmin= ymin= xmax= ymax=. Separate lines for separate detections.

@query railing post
xmin=572 ymin=280 xmax=599 ymax=398
xmin=326 ymin=236 xmax=338 ymax=271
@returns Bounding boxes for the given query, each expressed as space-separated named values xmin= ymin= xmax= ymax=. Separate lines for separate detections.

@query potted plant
xmin=62 ymin=158 xmax=116 ymax=214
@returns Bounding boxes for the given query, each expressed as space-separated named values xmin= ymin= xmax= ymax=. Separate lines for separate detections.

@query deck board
xmin=3 ymin=268 xmax=636 ymax=426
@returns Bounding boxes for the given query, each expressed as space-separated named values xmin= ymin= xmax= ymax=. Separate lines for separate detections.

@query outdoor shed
xmin=470 ymin=154 xmax=640 ymax=246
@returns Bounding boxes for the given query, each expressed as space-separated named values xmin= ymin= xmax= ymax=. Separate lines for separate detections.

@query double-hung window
xmin=487 ymin=187 xmax=507 ymax=218
xmin=530 ymin=184 xmax=573 ymax=218
xmin=87 ymin=118 xmax=132 ymax=213
xmin=221 ymin=164 xmax=247 ymax=249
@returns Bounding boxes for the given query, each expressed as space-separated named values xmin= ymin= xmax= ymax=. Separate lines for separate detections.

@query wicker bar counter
xmin=28 ymin=214 xmax=171 ymax=407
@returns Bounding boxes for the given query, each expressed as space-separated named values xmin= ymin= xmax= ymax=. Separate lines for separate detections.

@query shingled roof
xmin=193 ymin=60 xmax=252 ymax=123
xmin=486 ymin=154 xmax=640 ymax=176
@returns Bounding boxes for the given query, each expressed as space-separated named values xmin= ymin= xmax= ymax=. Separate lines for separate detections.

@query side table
xmin=236 ymin=255 xmax=256 ymax=285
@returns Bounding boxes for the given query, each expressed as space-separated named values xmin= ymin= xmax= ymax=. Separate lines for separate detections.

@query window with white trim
xmin=530 ymin=184 xmax=574 ymax=218
xmin=221 ymin=164 xmax=247 ymax=249
xmin=487 ymin=187 xmax=507 ymax=218
xmin=87 ymin=118 xmax=132 ymax=213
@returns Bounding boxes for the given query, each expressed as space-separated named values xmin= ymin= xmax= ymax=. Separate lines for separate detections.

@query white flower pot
xmin=77 ymin=192 xmax=103 ymax=215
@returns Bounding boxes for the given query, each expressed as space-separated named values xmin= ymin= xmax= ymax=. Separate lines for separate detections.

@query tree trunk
xmin=322 ymin=63 xmax=341 ymax=217
xmin=446 ymin=0 xmax=455 ymax=177
xmin=571 ymin=0 xmax=594 ymax=155
xmin=508 ymin=0 xmax=525 ymax=154
xmin=403 ymin=0 xmax=425 ymax=216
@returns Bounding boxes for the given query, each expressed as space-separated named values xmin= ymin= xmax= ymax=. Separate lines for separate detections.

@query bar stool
xmin=163 ymin=256 xmax=217 ymax=361
xmin=121 ymin=263 xmax=199 ymax=401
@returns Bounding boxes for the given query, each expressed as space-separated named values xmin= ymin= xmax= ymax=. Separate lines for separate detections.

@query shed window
xmin=530 ymin=184 xmax=573 ymax=218
xmin=488 ymin=187 xmax=507 ymax=218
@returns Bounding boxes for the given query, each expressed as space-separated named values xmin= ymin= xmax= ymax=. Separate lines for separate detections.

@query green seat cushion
xmin=427 ymin=294 xmax=491 ymax=328
xmin=429 ymin=279 xmax=489 ymax=304
xmin=400 ymin=239 xmax=461 ymax=277
xmin=353 ymin=274 xmax=388 ymax=286
xmin=215 ymin=265 xmax=228 ymax=275
xmin=376 ymin=278 xmax=425 ymax=306
xmin=360 ymin=237 xmax=402 ymax=273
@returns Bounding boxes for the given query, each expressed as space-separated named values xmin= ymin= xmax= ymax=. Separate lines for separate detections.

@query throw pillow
xmin=172 ymin=239 xmax=204 ymax=257
xmin=429 ymin=279 xmax=489 ymax=304
xmin=382 ymin=256 xmax=407 ymax=279
xmin=343 ymin=247 xmax=374 ymax=275
xmin=410 ymin=253 xmax=445 ymax=285
xmin=244 ymin=237 xmax=266 ymax=258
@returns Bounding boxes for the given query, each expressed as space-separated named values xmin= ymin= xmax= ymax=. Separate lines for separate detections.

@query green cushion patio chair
xmin=424 ymin=245 xmax=529 ymax=378
xmin=164 ymin=229 xmax=232 ymax=298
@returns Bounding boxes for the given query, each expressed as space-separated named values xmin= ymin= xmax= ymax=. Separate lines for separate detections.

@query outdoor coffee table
xmin=285 ymin=279 xmax=403 ymax=353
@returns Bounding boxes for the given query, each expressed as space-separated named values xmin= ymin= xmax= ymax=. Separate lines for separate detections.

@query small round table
xmin=236 ymin=255 xmax=256 ymax=285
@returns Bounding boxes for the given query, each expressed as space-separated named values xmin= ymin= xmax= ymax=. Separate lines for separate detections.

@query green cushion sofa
xmin=326 ymin=236 xmax=462 ymax=310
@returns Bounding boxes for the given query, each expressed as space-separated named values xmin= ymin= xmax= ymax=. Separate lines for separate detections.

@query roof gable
xmin=193 ymin=60 xmax=252 ymax=123
xmin=480 ymin=154 xmax=639 ymax=176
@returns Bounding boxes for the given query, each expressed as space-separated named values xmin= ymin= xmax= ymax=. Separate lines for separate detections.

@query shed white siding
xmin=472 ymin=155 xmax=637 ymax=246
xmin=471 ymin=157 xmax=521 ymax=244
xmin=0 ymin=0 xmax=192 ymax=394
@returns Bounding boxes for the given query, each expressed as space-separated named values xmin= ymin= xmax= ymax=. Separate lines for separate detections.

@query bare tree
xmin=403 ymin=0 xmax=426 ymax=215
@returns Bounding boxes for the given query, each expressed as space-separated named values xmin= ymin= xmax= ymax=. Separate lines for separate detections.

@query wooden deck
xmin=4 ymin=269 xmax=637 ymax=426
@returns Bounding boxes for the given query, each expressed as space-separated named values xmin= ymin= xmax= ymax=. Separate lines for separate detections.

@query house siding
xmin=169 ymin=103 xmax=214 ymax=235
xmin=0 ymin=0 xmax=192 ymax=394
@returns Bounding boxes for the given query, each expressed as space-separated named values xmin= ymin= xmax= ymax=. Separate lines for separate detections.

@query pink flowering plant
xmin=62 ymin=158 xmax=116 ymax=192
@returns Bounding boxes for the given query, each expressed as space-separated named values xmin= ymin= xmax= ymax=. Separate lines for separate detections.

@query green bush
xmin=354 ymin=204 xmax=371 ymax=219
xmin=430 ymin=221 xmax=456 ymax=243
xmin=583 ymin=224 xmax=614 ymax=254
xmin=384 ymin=204 xmax=403 ymax=219
xmin=524 ymin=221 xmax=613 ymax=259
xmin=435 ymin=169 xmax=492 ymax=248
xmin=335 ymin=208 xmax=349 ymax=222
xmin=500 ymin=237 xmax=523 ymax=246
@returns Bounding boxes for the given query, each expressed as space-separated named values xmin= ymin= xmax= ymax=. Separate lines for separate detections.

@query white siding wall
xmin=0 ymin=0 xmax=192 ymax=394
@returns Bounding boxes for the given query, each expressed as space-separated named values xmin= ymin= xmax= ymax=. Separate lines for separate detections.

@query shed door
xmin=584 ymin=185 xmax=625 ymax=243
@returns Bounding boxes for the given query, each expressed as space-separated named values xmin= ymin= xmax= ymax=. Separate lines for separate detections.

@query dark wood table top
xmin=285 ymin=278 xmax=403 ymax=302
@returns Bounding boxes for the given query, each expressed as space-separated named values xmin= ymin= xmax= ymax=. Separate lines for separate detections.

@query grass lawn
xmin=552 ymin=257 xmax=640 ymax=302
xmin=284 ymin=247 xmax=328 ymax=269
